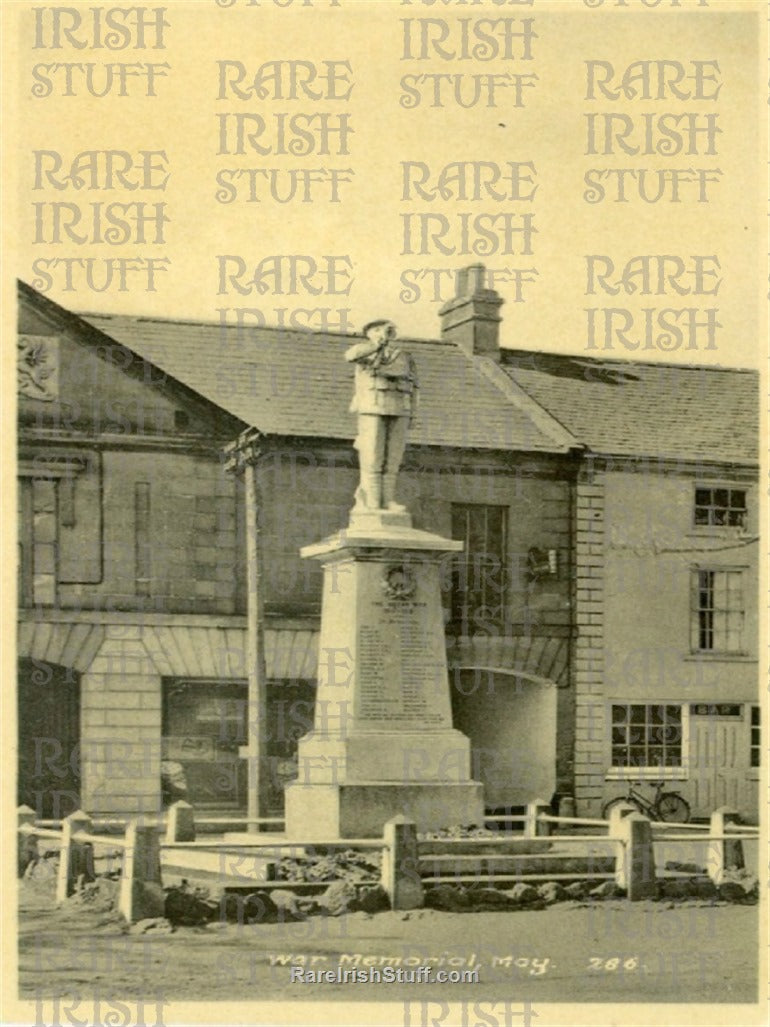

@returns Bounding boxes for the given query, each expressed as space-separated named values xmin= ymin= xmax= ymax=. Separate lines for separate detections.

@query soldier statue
xmin=345 ymin=319 xmax=418 ymax=512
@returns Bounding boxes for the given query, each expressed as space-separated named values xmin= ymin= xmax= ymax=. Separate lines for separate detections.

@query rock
xmin=296 ymin=895 xmax=322 ymax=917
xmin=659 ymin=880 xmax=694 ymax=900
xmin=467 ymin=887 xmax=512 ymax=910
xmin=319 ymin=881 xmax=358 ymax=917
xmin=356 ymin=885 xmax=390 ymax=914
xmin=589 ymin=881 xmax=621 ymax=899
xmin=509 ymin=883 xmax=539 ymax=906
xmin=243 ymin=891 xmax=279 ymax=924
xmin=538 ymin=882 xmax=566 ymax=905
xmin=564 ymin=882 xmax=588 ymax=900
xmin=424 ymin=885 xmax=470 ymax=912
xmin=24 ymin=854 xmax=58 ymax=883
xmin=165 ymin=886 xmax=215 ymax=926
xmin=67 ymin=877 xmax=119 ymax=912
xmin=219 ymin=893 xmax=243 ymax=923
xmin=270 ymin=889 xmax=304 ymax=921
xmin=691 ymin=879 xmax=718 ymax=900
xmin=129 ymin=918 xmax=174 ymax=936
xmin=664 ymin=861 xmax=705 ymax=875
xmin=719 ymin=874 xmax=759 ymax=903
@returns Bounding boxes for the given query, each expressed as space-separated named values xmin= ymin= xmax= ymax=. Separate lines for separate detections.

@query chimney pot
xmin=439 ymin=264 xmax=504 ymax=360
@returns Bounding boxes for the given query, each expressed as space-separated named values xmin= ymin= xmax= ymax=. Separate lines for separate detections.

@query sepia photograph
xmin=2 ymin=2 xmax=766 ymax=1025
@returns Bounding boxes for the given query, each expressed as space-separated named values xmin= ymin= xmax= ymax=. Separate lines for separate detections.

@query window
xmin=17 ymin=479 xmax=34 ymax=606
xmin=134 ymin=482 xmax=151 ymax=597
xmin=750 ymin=706 xmax=760 ymax=769
xmin=611 ymin=703 xmax=683 ymax=770
xmin=692 ymin=569 xmax=745 ymax=653
xmin=694 ymin=486 xmax=746 ymax=528
xmin=162 ymin=679 xmax=247 ymax=809
xmin=449 ymin=504 xmax=507 ymax=633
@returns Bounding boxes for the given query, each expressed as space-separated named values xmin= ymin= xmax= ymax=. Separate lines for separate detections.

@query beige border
xmin=2 ymin=1 xmax=767 ymax=1024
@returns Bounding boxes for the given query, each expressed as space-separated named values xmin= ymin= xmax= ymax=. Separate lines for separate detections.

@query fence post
xmin=608 ymin=802 xmax=637 ymax=832
xmin=118 ymin=821 xmax=165 ymax=923
xmin=17 ymin=805 xmax=38 ymax=877
xmin=381 ymin=815 xmax=424 ymax=911
xmin=611 ymin=811 xmax=656 ymax=900
xmin=55 ymin=810 xmax=94 ymax=904
xmin=525 ymin=799 xmax=551 ymax=838
xmin=165 ymin=800 xmax=195 ymax=843
xmin=708 ymin=807 xmax=745 ymax=886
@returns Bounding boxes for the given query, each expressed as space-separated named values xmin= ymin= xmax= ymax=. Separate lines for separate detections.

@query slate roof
xmin=501 ymin=350 xmax=758 ymax=466
xmin=21 ymin=282 xmax=758 ymax=465
xmin=80 ymin=314 xmax=572 ymax=454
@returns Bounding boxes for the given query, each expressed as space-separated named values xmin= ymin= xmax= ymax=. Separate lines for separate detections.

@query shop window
xmin=161 ymin=679 xmax=247 ymax=810
xmin=691 ymin=569 xmax=745 ymax=654
xmin=610 ymin=703 xmax=683 ymax=770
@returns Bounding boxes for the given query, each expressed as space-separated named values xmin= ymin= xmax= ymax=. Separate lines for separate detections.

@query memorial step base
xmin=284 ymin=780 xmax=485 ymax=840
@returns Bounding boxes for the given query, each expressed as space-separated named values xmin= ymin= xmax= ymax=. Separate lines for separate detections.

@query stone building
xmin=16 ymin=275 xmax=578 ymax=821
xmin=16 ymin=271 xmax=759 ymax=822
xmin=499 ymin=349 xmax=760 ymax=818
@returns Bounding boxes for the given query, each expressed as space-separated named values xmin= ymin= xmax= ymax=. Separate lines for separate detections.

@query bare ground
xmin=17 ymin=879 xmax=759 ymax=1006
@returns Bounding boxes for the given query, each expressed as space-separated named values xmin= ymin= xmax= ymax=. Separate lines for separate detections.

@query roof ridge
xmin=502 ymin=348 xmax=757 ymax=375
xmin=81 ymin=311 xmax=460 ymax=346
xmin=455 ymin=348 xmax=580 ymax=453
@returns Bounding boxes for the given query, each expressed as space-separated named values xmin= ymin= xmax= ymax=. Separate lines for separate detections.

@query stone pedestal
xmin=284 ymin=511 xmax=484 ymax=839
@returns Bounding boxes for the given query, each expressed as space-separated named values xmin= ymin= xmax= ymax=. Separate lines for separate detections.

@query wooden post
xmin=381 ymin=815 xmax=424 ymax=911
xmin=55 ymin=810 xmax=93 ymax=903
xmin=708 ymin=807 xmax=745 ymax=886
xmin=165 ymin=800 xmax=195 ymax=843
xmin=611 ymin=811 xmax=656 ymax=900
xmin=525 ymin=799 xmax=552 ymax=838
xmin=224 ymin=428 xmax=269 ymax=830
xmin=118 ymin=822 xmax=165 ymax=923
xmin=608 ymin=802 xmax=638 ymax=832
xmin=17 ymin=805 xmax=38 ymax=876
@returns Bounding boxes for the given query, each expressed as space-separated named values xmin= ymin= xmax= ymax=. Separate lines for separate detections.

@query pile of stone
xmin=276 ymin=847 xmax=381 ymax=884
xmin=423 ymin=880 xmax=620 ymax=912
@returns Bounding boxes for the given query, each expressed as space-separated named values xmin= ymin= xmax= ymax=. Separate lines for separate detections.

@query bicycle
xmin=602 ymin=781 xmax=691 ymax=823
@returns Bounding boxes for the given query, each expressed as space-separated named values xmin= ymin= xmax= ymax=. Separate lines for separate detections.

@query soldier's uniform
xmin=345 ymin=321 xmax=417 ymax=511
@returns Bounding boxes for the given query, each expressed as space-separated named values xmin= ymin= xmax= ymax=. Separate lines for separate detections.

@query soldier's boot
xmin=382 ymin=473 xmax=406 ymax=513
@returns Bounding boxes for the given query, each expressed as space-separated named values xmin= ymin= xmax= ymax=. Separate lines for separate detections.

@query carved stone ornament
xmin=18 ymin=335 xmax=59 ymax=402
xmin=382 ymin=564 xmax=416 ymax=601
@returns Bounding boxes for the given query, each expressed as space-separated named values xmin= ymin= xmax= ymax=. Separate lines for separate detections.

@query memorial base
xmin=284 ymin=780 xmax=485 ymax=840
xmin=284 ymin=511 xmax=484 ymax=840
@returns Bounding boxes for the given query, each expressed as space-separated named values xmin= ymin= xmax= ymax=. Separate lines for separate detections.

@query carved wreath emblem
xmin=382 ymin=564 xmax=416 ymax=601
xmin=18 ymin=335 xmax=58 ymax=402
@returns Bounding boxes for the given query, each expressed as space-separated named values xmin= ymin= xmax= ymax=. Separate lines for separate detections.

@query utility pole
xmin=224 ymin=427 xmax=269 ymax=829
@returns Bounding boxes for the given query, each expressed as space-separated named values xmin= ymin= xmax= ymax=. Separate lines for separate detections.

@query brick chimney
xmin=438 ymin=264 xmax=504 ymax=360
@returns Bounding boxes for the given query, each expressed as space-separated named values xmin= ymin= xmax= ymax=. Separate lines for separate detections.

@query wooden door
xmin=18 ymin=659 xmax=80 ymax=819
xmin=688 ymin=704 xmax=748 ymax=817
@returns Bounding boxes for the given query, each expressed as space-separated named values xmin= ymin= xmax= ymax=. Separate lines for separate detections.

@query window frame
xmin=606 ymin=701 xmax=689 ymax=781
xmin=749 ymin=704 xmax=760 ymax=776
xmin=448 ymin=503 xmax=509 ymax=633
xmin=693 ymin=483 xmax=748 ymax=531
xmin=161 ymin=677 xmax=249 ymax=811
xmin=690 ymin=566 xmax=747 ymax=656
